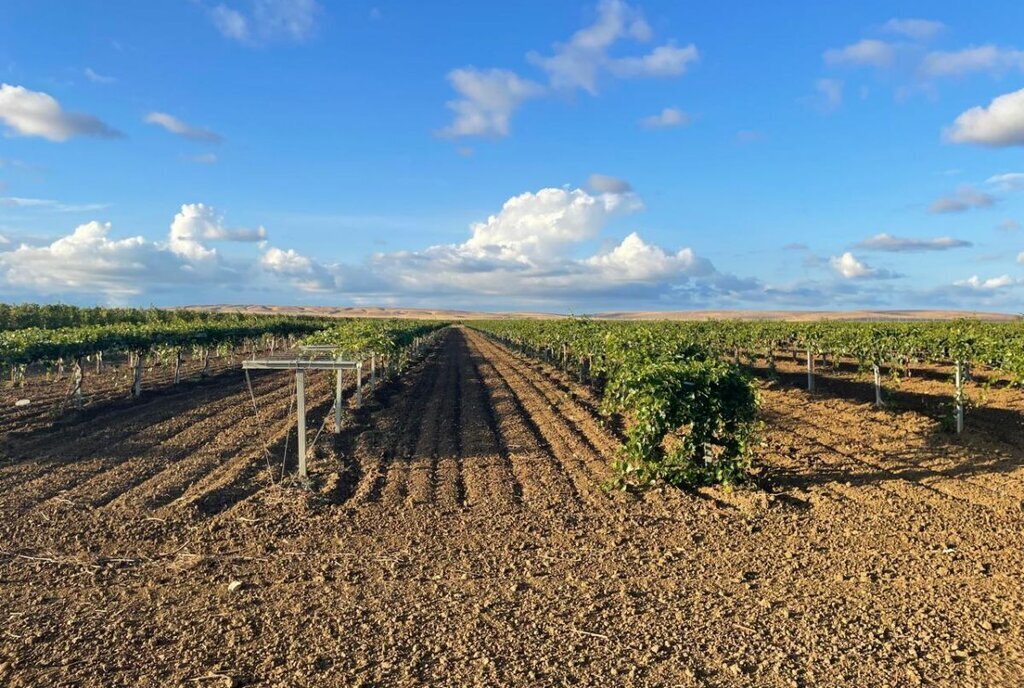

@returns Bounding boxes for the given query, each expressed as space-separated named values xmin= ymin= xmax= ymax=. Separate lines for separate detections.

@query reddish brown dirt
xmin=1 ymin=327 xmax=1022 ymax=686
xmin=0 ymin=350 xmax=255 ymax=437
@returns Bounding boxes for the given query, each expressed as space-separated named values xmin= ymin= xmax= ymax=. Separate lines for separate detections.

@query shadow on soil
xmin=1 ymin=367 xmax=265 ymax=462
xmin=319 ymin=344 xmax=446 ymax=506
xmin=752 ymin=366 xmax=1024 ymax=497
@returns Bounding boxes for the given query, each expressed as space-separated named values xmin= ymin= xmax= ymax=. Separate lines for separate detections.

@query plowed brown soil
xmin=1 ymin=327 xmax=1022 ymax=686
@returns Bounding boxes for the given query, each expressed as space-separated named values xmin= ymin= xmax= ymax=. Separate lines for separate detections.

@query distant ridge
xmin=182 ymin=305 xmax=1019 ymax=322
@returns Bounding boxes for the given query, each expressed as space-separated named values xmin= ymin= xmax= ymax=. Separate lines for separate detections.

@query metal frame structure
xmin=243 ymin=347 xmax=363 ymax=479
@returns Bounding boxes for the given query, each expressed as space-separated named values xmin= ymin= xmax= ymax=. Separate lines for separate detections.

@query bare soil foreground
xmin=2 ymin=327 xmax=1023 ymax=686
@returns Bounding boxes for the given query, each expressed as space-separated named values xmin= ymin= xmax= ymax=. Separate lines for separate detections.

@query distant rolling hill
xmin=182 ymin=305 xmax=1020 ymax=322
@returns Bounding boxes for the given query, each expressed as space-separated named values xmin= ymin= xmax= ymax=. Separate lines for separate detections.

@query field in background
xmin=186 ymin=304 xmax=1020 ymax=322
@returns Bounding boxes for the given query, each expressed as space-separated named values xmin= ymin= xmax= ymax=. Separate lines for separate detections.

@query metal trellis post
xmin=296 ymin=369 xmax=307 ymax=479
xmin=334 ymin=354 xmax=343 ymax=434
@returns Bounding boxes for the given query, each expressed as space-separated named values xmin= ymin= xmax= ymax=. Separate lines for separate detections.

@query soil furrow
xmin=434 ymin=335 xmax=465 ymax=508
xmin=777 ymin=395 xmax=1024 ymax=501
xmin=0 ymin=375 xmax=287 ymax=516
xmin=475 ymin=332 xmax=615 ymax=489
xmin=157 ymin=375 xmax=338 ymax=518
xmin=769 ymin=411 xmax=994 ymax=516
xmin=773 ymin=404 xmax=1019 ymax=513
xmin=467 ymin=330 xmax=611 ymax=510
xmin=363 ymin=336 xmax=448 ymax=505
xmin=0 ymin=356 xmax=260 ymax=448
xmin=406 ymin=341 xmax=449 ymax=506
xmin=23 ymin=373 xmax=298 ymax=513
xmin=458 ymin=331 xmax=506 ymax=510
xmin=0 ymin=369 xmax=281 ymax=494
xmin=102 ymin=373 xmax=328 ymax=514
xmin=462 ymin=339 xmax=524 ymax=507
xmin=380 ymin=338 xmax=451 ymax=507
xmin=463 ymin=331 xmax=584 ymax=510
xmin=349 ymin=345 xmax=443 ymax=505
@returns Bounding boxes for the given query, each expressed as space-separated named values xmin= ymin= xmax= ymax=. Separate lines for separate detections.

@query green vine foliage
xmin=0 ymin=313 xmax=333 ymax=368
xmin=606 ymin=359 xmax=758 ymax=488
xmin=302 ymin=319 xmax=447 ymax=362
xmin=469 ymin=315 xmax=1024 ymax=486
xmin=0 ymin=303 xmax=285 ymax=331
xmin=468 ymin=319 xmax=760 ymax=489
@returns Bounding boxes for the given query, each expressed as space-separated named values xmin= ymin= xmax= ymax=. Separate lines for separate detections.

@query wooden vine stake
xmin=806 ymin=349 xmax=815 ymax=391
xmin=954 ymin=360 xmax=965 ymax=434
xmin=173 ymin=349 xmax=183 ymax=385
xmin=71 ymin=356 xmax=84 ymax=409
xmin=872 ymin=364 xmax=884 ymax=407
xmin=132 ymin=351 xmax=144 ymax=398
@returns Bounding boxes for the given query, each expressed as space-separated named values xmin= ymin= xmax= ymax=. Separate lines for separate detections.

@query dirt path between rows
xmin=1 ymin=327 xmax=1022 ymax=686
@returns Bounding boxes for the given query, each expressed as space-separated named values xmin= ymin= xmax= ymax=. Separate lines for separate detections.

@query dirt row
xmin=1 ymin=326 xmax=1022 ymax=686
xmin=0 ymin=350 xmax=258 ymax=437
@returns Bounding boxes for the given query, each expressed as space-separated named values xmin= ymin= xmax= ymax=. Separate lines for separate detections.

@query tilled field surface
xmin=1 ymin=327 xmax=1022 ymax=686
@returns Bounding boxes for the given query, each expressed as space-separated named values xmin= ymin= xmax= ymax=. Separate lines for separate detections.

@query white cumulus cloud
xmin=442 ymin=0 xmax=697 ymax=138
xmin=438 ymin=68 xmax=543 ymax=138
xmin=585 ymin=232 xmax=711 ymax=281
xmin=829 ymin=252 xmax=898 ymax=280
xmin=954 ymin=274 xmax=1017 ymax=290
xmin=0 ymin=204 xmax=265 ymax=298
xmin=168 ymin=203 xmax=266 ymax=261
xmin=607 ymin=43 xmax=699 ymax=79
xmin=463 ymin=186 xmax=642 ymax=259
xmin=0 ymin=84 xmax=121 ymax=141
xmin=210 ymin=5 xmax=249 ymax=40
xmin=586 ymin=173 xmax=632 ymax=194
xmin=945 ymin=87 xmax=1024 ymax=147
xmin=260 ymin=183 xmax=752 ymax=306
xmin=527 ymin=0 xmax=657 ymax=93
xmin=261 ymin=246 xmax=334 ymax=291
xmin=0 ymin=222 xmax=183 ymax=296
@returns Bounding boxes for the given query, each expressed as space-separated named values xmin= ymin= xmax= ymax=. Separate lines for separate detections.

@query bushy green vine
xmin=605 ymin=359 xmax=758 ymax=487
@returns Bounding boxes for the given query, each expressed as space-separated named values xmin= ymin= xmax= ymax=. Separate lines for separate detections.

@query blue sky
xmin=1 ymin=0 xmax=1023 ymax=312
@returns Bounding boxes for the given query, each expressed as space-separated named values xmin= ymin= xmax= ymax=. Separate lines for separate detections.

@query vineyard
xmin=1 ymin=305 xmax=1023 ymax=685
